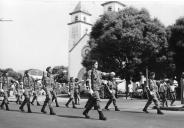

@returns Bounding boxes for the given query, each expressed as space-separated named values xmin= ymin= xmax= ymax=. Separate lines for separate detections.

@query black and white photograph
xmin=1 ymin=0 xmax=184 ymax=128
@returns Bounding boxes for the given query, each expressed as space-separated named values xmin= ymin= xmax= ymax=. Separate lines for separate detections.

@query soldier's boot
xmin=5 ymin=104 xmax=9 ymax=111
xmin=72 ymin=101 xmax=77 ymax=108
xmin=115 ymin=106 xmax=120 ymax=111
xmin=142 ymin=107 xmax=149 ymax=113
xmin=104 ymin=100 xmax=112 ymax=110
xmin=83 ymin=108 xmax=90 ymax=119
xmin=41 ymin=103 xmax=47 ymax=113
xmin=16 ymin=95 xmax=20 ymax=104
xmin=98 ymin=111 xmax=107 ymax=121
xmin=4 ymin=99 xmax=9 ymax=111
xmin=143 ymin=101 xmax=152 ymax=113
xmin=37 ymin=101 xmax=41 ymax=106
xmin=157 ymin=107 xmax=164 ymax=115
xmin=0 ymin=100 xmax=5 ymax=109
xmin=55 ymin=98 xmax=60 ymax=107
xmin=31 ymin=96 xmax=36 ymax=105
xmin=27 ymin=102 xmax=32 ymax=113
xmin=49 ymin=107 xmax=56 ymax=115
xmin=65 ymin=98 xmax=72 ymax=108
xmin=19 ymin=99 xmax=26 ymax=112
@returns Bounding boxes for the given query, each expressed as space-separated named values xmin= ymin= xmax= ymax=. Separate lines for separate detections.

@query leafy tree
xmin=168 ymin=17 xmax=184 ymax=79
xmin=82 ymin=7 xmax=169 ymax=80
xmin=52 ymin=66 xmax=68 ymax=83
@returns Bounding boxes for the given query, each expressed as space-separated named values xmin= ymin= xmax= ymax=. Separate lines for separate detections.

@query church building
xmin=68 ymin=1 xmax=126 ymax=80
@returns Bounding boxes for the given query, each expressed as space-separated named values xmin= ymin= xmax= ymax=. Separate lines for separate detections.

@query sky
xmin=0 ymin=0 xmax=184 ymax=71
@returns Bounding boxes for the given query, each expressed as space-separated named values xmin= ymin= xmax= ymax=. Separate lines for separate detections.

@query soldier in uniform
xmin=83 ymin=60 xmax=112 ymax=120
xmin=19 ymin=70 xmax=32 ymax=113
xmin=0 ymin=72 xmax=10 ymax=111
xmin=74 ymin=78 xmax=81 ymax=105
xmin=104 ymin=73 xmax=120 ymax=111
xmin=143 ymin=72 xmax=164 ymax=114
xmin=41 ymin=67 xmax=56 ymax=115
xmin=65 ymin=77 xmax=77 ymax=108
xmin=31 ymin=79 xmax=41 ymax=106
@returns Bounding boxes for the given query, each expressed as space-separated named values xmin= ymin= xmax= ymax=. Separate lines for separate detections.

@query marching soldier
xmin=0 ymin=71 xmax=10 ymax=111
xmin=143 ymin=72 xmax=164 ymax=114
xmin=19 ymin=70 xmax=32 ymax=113
xmin=41 ymin=67 xmax=56 ymax=115
xmin=31 ymin=79 xmax=41 ymax=106
xmin=65 ymin=77 xmax=77 ymax=108
xmin=74 ymin=78 xmax=81 ymax=105
xmin=83 ymin=60 xmax=113 ymax=120
xmin=104 ymin=73 xmax=120 ymax=111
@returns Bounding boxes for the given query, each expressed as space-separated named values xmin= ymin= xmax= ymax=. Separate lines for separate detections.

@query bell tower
xmin=68 ymin=1 xmax=92 ymax=51
xmin=68 ymin=1 xmax=92 ymax=79
xmin=101 ymin=1 xmax=126 ymax=13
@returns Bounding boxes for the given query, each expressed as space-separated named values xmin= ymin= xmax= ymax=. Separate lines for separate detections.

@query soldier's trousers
xmin=0 ymin=91 xmax=9 ymax=110
xmin=31 ymin=92 xmax=40 ymax=105
xmin=105 ymin=91 xmax=118 ymax=108
xmin=144 ymin=93 xmax=159 ymax=109
xmin=41 ymin=94 xmax=55 ymax=114
xmin=51 ymin=91 xmax=59 ymax=107
xmin=19 ymin=94 xmax=31 ymax=112
xmin=84 ymin=91 xmax=102 ymax=112
xmin=66 ymin=93 xmax=75 ymax=107
xmin=74 ymin=91 xmax=80 ymax=104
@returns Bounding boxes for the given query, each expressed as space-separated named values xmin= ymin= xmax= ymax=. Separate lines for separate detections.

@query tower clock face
xmin=81 ymin=46 xmax=90 ymax=58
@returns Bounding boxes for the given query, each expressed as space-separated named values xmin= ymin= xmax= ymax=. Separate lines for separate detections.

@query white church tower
xmin=68 ymin=1 xmax=126 ymax=80
xmin=68 ymin=1 xmax=92 ymax=80
xmin=101 ymin=1 xmax=126 ymax=13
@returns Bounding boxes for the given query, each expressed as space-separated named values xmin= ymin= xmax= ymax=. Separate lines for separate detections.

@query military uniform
xmin=19 ymin=75 xmax=32 ymax=113
xmin=65 ymin=80 xmax=77 ymax=108
xmin=143 ymin=79 xmax=163 ymax=114
xmin=83 ymin=69 xmax=107 ymax=120
xmin=41 ymin=74 xmax=56 ymax=115
xmin=0 ymin=75 xmax=10 ymax=111
xmin=104 ymin=80 xmax=120 ymax=111
xmin=31 ymin=80 xmax=41 ymax=106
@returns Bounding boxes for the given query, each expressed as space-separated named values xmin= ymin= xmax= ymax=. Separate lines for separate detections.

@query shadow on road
xmin=57 ymin=114 xmax=98 ymax=120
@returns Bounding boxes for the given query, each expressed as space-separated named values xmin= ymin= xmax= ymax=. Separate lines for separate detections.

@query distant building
xmin=68 ymin=1 xmax=126 ymax=80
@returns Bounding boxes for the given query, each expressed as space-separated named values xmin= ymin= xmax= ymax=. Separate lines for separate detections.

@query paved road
xmin=0 ymin=98 xmax=184 ymax=128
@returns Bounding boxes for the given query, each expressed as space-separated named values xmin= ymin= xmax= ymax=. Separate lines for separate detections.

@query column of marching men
xmin=0 ymin=61 xmax=181 ymax=120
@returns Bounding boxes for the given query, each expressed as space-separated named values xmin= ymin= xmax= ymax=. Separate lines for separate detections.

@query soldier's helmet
xmin=24 ymin=70 xmax=29 ymax=75
xmin=75 ymin=78 xmax=79 ymax=82
xmin=46 ymin=66 xmax=51 ymax=72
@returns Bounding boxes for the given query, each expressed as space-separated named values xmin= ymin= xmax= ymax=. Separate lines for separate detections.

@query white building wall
xmin=69 ymin=35 xmax=89 ymax=79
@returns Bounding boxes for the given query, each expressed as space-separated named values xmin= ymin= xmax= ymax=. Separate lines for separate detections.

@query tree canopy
xmin=168 ymin=17 xmax=184 ymax=78
xmin=82 ymin=7 xmax=171 ymax=80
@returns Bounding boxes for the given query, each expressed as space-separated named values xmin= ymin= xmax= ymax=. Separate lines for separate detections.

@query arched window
xmin=108 ymin=6 xmax=112 ymax=11
xmin=75 ymin=16 xmax=78 ymax=21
